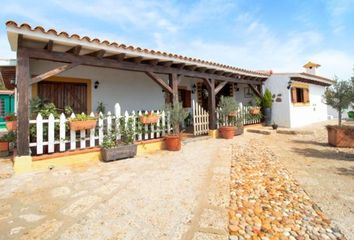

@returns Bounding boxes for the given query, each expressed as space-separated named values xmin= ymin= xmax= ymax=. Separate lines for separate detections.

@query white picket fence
xmin=216 ymin=104 xmax=262 ymax=128
xmin=192 ymin=100 xmax=209 ymax=136
xmin=29 ymin=103 xmax=172 ymax=155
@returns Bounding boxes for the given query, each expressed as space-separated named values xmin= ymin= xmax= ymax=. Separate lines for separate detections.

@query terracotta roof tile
xmin=6 ymin=20 xmax=270 ymax=77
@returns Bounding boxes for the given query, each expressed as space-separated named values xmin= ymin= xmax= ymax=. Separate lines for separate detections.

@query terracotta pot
xmin=249 ymin=107 xmax=261 ymax=115
xmin=164 ymin=135 xmax=181 ymax=151
xmin=0 ymin=141 xmax=9 ymax=152
xmin=139 ymin=115 xmax=159 ymax=124
xmin=327 ymin=126 xmax=354 ymax=148
xmin=219 ymin=126 xmax=235 ymax=139
xmin=6 ymin=121 xmax=17 ymax=131
xmin=69 ymin=119 xmax=97 ymax=131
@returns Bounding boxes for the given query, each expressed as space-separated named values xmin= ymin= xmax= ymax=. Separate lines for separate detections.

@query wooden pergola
xmin=8 ymin=21 xmax=269 ymax=156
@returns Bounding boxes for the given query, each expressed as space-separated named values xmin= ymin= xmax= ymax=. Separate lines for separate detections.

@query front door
xmin=38 ymin=81 xmax=88 ymax=113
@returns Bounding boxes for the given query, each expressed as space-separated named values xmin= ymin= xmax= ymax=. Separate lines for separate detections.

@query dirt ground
xmin=258 ymin=120 xmax=354 ymax=239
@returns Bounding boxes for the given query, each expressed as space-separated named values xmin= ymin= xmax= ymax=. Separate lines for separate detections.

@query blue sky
xmin=0 ymin=0 xmax=353 ymax=79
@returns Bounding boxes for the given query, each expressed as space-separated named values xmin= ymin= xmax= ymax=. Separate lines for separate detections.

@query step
xmin=276 ymin=129 xmax=314 ymax=135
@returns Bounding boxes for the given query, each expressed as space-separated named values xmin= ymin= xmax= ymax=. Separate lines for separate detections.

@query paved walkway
xmin=0 ymin=138 xmax=230 ymax=240
xmin=229 ymin=138 xmax=347 ymax=240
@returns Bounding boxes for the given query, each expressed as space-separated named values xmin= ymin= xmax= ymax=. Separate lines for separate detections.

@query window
xmin=291 ymin=87 xmax=309 ymax=104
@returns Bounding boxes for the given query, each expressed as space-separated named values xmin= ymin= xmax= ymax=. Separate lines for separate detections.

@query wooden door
xmin=38 ymin=81 xmax=87 ymax=113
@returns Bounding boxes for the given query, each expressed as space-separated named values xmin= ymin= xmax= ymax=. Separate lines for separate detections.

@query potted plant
xmin=217 ymin=96 xmax=238 ymax=139
xmin=262 ymin=89 xmax=273 ymax=126
xmin=323 ymin=79 xmax=354 ymax=147
xmin=101 ymin=117 xmax=137 ymax=161
xmin=164 ymin=102 xmax=189 ymax=151
xmin=69 ymin=113 xmax=97 ymax=131
xmin=139 ymin=111 xmax=160 ymax=124
xmin=0 ymin=132 xmax=16 ymax=153
xmin=4 ymin=113 xmax=17 ymax=131
xmin=249 ymin=96 xmax=261 ymax=115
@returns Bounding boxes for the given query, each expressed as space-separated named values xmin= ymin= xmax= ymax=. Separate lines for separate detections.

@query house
xmin=5 ymin=21 xmax=269 ymax=170
xmin=0 ymin=59 xmax=16 ymax=130
xmin=264 ymin=62 xmax=334 ymax=128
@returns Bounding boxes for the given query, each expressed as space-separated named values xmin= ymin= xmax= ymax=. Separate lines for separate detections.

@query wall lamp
xmin=287 ymin=80 xmax=292 ymax=90
xmin=94 ymin=81 xmax=100 ymax=89
xmin=191 ymin=84 xmax=197 ymax=93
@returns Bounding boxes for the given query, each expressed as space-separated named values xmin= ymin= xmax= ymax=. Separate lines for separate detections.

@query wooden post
xmin=169 ymin=73 xmax=179 ymax=105
xmin=205 ymin=78 xmax=216 ymax=129
xmin=16 ymin=48 xmax=30 ymax=156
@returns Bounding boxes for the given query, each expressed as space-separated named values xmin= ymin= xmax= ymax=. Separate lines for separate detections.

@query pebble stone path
xmin=228 ymin=139 xmax=346 ymax=240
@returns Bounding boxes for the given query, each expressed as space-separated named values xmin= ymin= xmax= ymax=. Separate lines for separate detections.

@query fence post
xmin=89 ymin=112 xmax=95 ymax=147
xmin=137 ymin=111 xmax=143 ymax=141
xmin=156 ymin=110 xmax=160 ymax=138
xmin=107 ymin=111 xmax=112 ymax=134
xmin=70 ymin=113 xmax=76 ymax=150
xmin=161 ymin=110 xmax=166 ymax=137
xmin=48 ymin=113 xmax=55 ymax=153
xmin=98 ymin=112 xmax=104 ymax=144
xmin=59 ymin=113 xmax=66 ymax=152
xmin=36 ymin=113 xmax=43 ymax=155
xmin=115 ymin=103 xmax=121 ymax=140
xmin=131 ymin=111 xmax=136 ymax=140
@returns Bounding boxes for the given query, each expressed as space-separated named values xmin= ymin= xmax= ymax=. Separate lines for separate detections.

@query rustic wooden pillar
xmin=169 ymin=73 xmax=179 ymax=105
xmin=16 ymin=48 xmax=30 ymax=156
xmin=205 ymin=78 xmax=216 ymax=129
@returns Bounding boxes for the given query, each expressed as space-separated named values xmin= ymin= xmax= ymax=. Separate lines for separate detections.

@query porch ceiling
xmin=6 ymin=21 xmax=269 ymax=81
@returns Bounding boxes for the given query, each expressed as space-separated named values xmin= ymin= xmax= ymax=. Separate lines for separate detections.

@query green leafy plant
xmin=323 ymin=79 xmax=354 ymax=126
xmin=119 ymin=117 xmax=136 ymax=144
xmin=64 ymin=105 xmax=73 ymax=116
xmin=262 ymin=88 xmax=273 ymax=109
xmin=0 ymin=131 xmax=16 ymax=143
xmin=96 ymin=101 xmax=106 ymax=114
xmin=164 ymin=102 xmax=189 ymax=134
xmin=69 ymin=113 xmax=96 ymax=122
xmin=216 ymin=96 xmax=238 ymax=126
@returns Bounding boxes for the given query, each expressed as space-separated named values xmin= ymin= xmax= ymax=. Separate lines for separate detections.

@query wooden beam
xmin=196 ymin=67 xmax=207 ymax=73
xmin=215 ymin=70 xmax=225 ymax=75
xmin=31 ymin=62 xmax=80 ymax=84
xmin=202 ymin=77 xmax=212 ymax=90
xmin=16 ymin=48 xmax=30 ymax=156
xmin=125 ymin=56 xmax=143 ymax=63
xmin=66 ymin=45 xmax=81 ymax=55
xmin=215 ymin=81 xmax=228 ymax=94
xmin=44 ymin=40 xmax=54 ymax=51
xmin=172 ymin=63 xmax=186 ymax=69
xmin=17 ymin=34 xmax=24 ymax=48
xmin=223 ymin=72 xmax=232 ymax=77
xmin=248 ymin=84 xmax=262 ymax=98
xmin=142 ymin=59 xmax=159 ymax=65
xmin=105 ymin=53 xmax=126 ymax=62
xmin=24 ymin=47 xmax=266 ymax=84
xmin=87 ymin=50 xmax=105 ymax=58
xmin=206 ymin=69 xmax=216 ymax=74
xmin=158 ymin=61 xmax=173 ymax=67
xmin=145 ymin=71 xmax=173 ymax=94
xmin=171 ymin=73 xmax=179 ymax=104
xmin=185 ymin=65 xmax=197 ymax=71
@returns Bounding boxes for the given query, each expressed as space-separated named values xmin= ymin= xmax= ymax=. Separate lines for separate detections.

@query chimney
xmin=303 ymin=61 xmax=321 ymax=75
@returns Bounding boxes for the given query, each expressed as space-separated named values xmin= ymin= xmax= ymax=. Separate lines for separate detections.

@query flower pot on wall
xmin=219 ymin=126 xmax=235 ymax=139
xmin=69 ymin=120 xmax=97 ymax=131
xmin=101 ymin=144 xmax=137 ymax=162
xmin=327 ymin=126 xmax=354 ymax=148
xmin=249 ymin=107 xmax=261 ymax=115
xmin=164 ymin=135 xmax=181 ymax=151
xmin=6 ymin=121 xmax=17 ymax=131
xmin=139 ymin=115 xmax=159 ymax=124
xmin=264 ymin=108 xmax=272 ymax=126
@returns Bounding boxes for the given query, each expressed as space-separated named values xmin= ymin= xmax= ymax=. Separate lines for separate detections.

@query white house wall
xmin=264 ymin=75 xmax=291 ymax=127
xmin=29 ymin=60 xmax=168 ymax=113
xmin=289 ymin=83 xmax=328 ymax=128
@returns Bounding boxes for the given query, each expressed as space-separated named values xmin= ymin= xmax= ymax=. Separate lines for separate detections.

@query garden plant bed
xmin=229 ymin=140 xmax=346 ymax=239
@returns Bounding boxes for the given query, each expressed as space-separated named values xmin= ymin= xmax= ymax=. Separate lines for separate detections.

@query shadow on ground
xmin=291 ymin=147 xmax=354 ymax=162
xmin=336 ymin=167 xmax=354 ymax=177
xmin=292 ymin=139 xmax=329 ymax=147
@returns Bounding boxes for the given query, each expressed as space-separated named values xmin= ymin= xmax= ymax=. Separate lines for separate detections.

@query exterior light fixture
xmin=94 ymin=81 xmax=100 ymax=89
xmin=191 ymin=84 xmax=197 ymax=93
xmin=287 ymin=80 xmax=292 ymax=90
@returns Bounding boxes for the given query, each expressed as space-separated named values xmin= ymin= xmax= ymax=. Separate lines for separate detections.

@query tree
xmin=323 ymin=78 xmax=354 ymax=126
